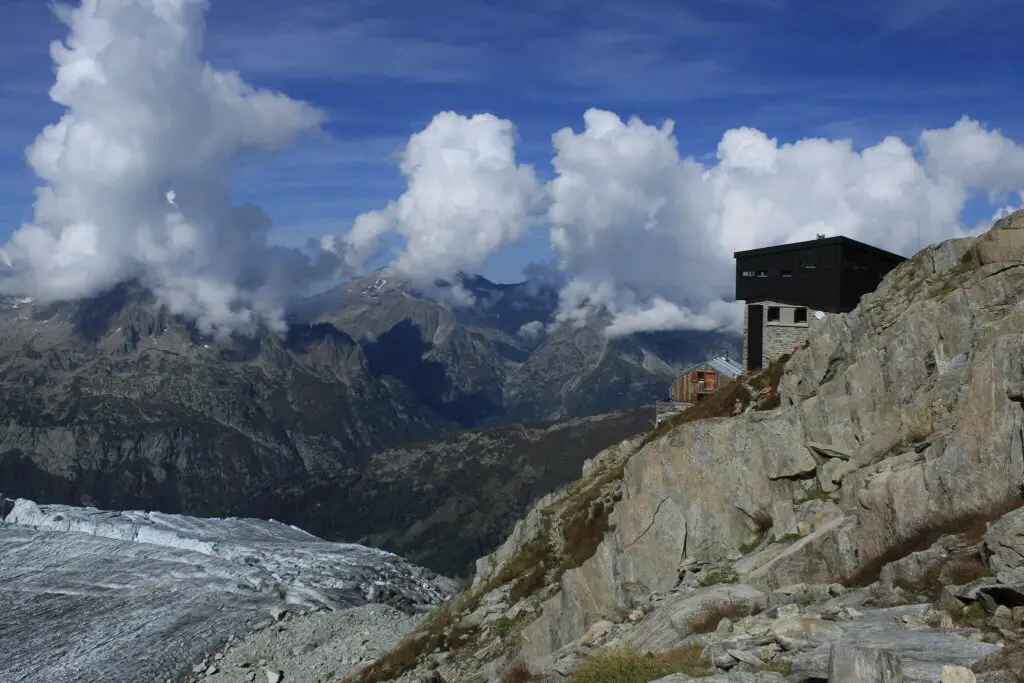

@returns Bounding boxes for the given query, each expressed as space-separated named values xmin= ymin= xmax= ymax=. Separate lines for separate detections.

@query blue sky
xmin=0 ymin=0 xmax=1021 ymax=283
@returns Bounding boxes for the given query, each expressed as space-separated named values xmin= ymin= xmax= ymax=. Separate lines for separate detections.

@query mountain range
xmin=0 ymin=272 xmax=737 ymax=571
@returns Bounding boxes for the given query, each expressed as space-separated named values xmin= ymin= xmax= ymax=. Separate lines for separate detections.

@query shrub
xmin=509 ymin=563 xmax=547 ymax=605
xmin=658 ymin=644 xmax=713 ymax=676
xmin=490 ymin=617 xmax=514 ymax=638
xmin=963 ymin=601 xmax=987 ymax=620
xmin=684 ymin=600 xmax=759 ymax=635
xmin=939 ymin=556 xmax=989 ymax=587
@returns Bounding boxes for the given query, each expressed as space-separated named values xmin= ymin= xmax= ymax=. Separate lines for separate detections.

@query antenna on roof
xmin=816 ymin=233 xmax=826 ymax=240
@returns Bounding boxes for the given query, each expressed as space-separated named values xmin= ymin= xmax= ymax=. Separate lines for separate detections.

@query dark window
xmin=794 ymin=307 xmax=808 ymax=324
xmin=781 ymin=270 xmax=792 ymax=278
xmin=741 ymin=270 xmax=755 ymax=277
xmin=696 ymin=371 xmax=705 ymax=381
xmin=800 ymin=261 xmax=816 ymax=270
xmin=756 ymin=271 xmax=768 ymax=278
xmin=767 ymin=306 xmax=780 ymax=322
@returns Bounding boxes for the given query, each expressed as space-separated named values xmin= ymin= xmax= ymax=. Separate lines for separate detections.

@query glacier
xmin=0 ymin=497 xmax=457 ymax=683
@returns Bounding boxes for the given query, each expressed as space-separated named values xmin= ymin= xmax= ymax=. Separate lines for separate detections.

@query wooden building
xmin=734 ymin=235 xmax=906 ymax=371
xmin=669 ymin=356 xmax=744 ymax=405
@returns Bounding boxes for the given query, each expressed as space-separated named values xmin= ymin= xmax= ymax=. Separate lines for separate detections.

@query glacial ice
xmin=0 ymin=498 xmax=457 ymax=683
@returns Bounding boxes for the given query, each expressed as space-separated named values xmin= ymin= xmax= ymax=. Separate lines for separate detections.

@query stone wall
xmin=742 ymin=300 xmax=825 ymax=370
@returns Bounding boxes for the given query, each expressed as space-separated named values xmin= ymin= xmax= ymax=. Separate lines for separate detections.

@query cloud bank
xmin=342 ymin=110 xmax=1024 ymax=336
xmin=0 ymin=0 xmax=337 ymax=336
xmin=4 ymin=1 xmax=1024 ymax=339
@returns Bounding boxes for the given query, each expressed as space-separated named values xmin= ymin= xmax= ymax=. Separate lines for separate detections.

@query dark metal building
xmin=735 ymin=236 xmax=906 ymax=313
xmin=734 ymin=236 xmax=906 ymax=370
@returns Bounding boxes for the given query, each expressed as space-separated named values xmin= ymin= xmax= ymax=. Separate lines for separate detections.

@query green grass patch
xmin=490 ymin=616 xmax=515 ymax=638
xmin=569 ymin=645 xmax=712 ymax=683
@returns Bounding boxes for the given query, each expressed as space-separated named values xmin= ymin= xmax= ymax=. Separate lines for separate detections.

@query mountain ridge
xmin=0 ymin=271 xmax=734 ymax=573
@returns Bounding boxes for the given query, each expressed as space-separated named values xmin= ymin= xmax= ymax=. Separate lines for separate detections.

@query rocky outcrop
xmin=516 ymin=211 xmax=1024 ymax=661
xmin=339 ymin=212 xmax=1024 ymax=682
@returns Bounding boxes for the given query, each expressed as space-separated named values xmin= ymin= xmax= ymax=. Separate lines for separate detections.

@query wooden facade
xmin=669 ymin=357 xmax=743 ymax=404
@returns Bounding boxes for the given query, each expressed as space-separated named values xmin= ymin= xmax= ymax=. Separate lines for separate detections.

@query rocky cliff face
xmin=345 ymin=211 xmax=1024 ymax=682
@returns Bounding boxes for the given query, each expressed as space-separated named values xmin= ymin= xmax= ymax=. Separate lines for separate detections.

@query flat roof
xmin=733 ymin=235 xmax=907 ymax=263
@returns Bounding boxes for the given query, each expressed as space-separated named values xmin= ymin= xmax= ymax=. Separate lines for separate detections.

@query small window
xmin=794 ymin=307 xmax=808 ymax=324
xmin=756 ymin=271 xmax=768 ymax=278
xmin=800 ymin=262 xmax=816 ymax=270
xmin=781 ymin=270 xmax=792 ymax=278
xmin=767 ymin=306 xmax=780 ymax=322
xmin=741 ymin=270 xmax=755 ymax=277
xmin=696 ymin=371 xmax=705 ymax=381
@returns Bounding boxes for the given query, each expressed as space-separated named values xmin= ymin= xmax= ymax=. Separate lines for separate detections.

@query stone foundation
xmin=743 ymin=300 xmax=825 ymax=370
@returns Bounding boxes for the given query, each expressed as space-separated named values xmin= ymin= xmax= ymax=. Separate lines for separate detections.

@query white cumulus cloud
xmin=334 ymin=109 xmax=1024 ymax=338
xmin=0 ymin=0 xmax=335 ymax=337
xmin=540 ymin=110 xmax=1024 ymax=336
xmin=338 ymin=111 xmax=545 ymax=302
xmin=6 ymin=2 xmax=1024 ymax=343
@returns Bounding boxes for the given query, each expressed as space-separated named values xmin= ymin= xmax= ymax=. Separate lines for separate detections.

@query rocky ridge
xmin=331 ymin=211 xmax=1024 ymax=681
xmin=305 ymin=271 xmax=737 ymax=427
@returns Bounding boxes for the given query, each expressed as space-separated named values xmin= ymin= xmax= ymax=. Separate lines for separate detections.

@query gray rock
xmin=828 ymin=644 xmax=903 ymax=683
xmin=806 ymin=442 xmax=854 ymax=460
xmin=790 ymin=605 xmax=999 ymax=681
xmin=713 ymin=651 xmax=738 ymax=668
xmin=942 ymin=666 xmax=977 ymax=683
xmin=265 ymin=670 xmax=282 ymax=683
xmin=771 ymin=500 xmax=797 ymax=542
xmin=727 ymin=648 xmax=763 ymax=666
xmin=667 ymin=585 xmax=768 ymax=639
xmin=770 ymin=616 xmax=843 ymax=644
xmin=617 ymin=585 xmax=767 ymax=653
xmin=691 ymin=674 xmax=787 ymax=683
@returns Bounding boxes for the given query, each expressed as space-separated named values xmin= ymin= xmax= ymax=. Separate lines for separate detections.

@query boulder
xmin=971 ymin=210 xmax=1024 ymax=265
xmin=828 ymin=644 xmax=903 ymax=683
xmin=580 ymin=620 xmax=614 ymax=646
xmin=941 ymin=666 xmax=976 ymax=683
xmin=983 ymin=507 xmax=1024 ymax=575
xmin=770 ymin=616 xmax=843 ymax=644
xmin=621 ymin=585 xmax=767 ymax=652
xmin=790 ymin=605 xmax=999 ymax=681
